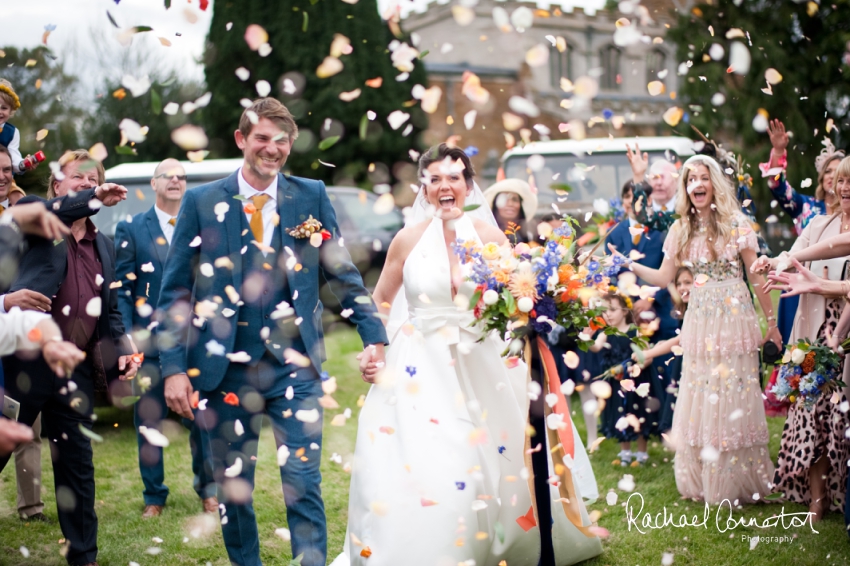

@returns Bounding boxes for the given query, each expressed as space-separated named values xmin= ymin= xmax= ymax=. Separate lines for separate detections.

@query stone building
xmin=401 ymin=0 xmax=691 ymax=182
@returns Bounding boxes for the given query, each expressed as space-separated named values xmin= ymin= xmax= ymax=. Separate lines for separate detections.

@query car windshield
xmin=332 ymin=191 xmax=403 ymax=233
xmin=503 ymin=151 xmax=677 ymax=215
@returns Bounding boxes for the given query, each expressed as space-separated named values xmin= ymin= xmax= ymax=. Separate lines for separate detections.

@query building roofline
xmin=425 ymin=62 xmax=519 ymax=78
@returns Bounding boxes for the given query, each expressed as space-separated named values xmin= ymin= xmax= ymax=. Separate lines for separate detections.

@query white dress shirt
xmin=153 ymin=205 xmax=177 ymax=245
xmin=652 ymin=194 xmax=676 ymax=213
xmin=0 ymin=307 xmax=50 ymax=356
xmin=237 ymin=167 xmax=278 ymax=252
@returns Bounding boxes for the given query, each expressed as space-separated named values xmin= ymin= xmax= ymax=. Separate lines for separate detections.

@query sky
xmin=1 ymin=0 xmax=428 ymax=83
xmin=5 ymin=0 xmax=214 ymax=82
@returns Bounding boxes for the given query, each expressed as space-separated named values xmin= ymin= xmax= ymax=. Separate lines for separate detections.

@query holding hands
xmin=357 ymin=343 xmax=386 ymax=383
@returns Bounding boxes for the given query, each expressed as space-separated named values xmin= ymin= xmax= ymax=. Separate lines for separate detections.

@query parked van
xmin=497 ymin=137 xmax=697 ymax=221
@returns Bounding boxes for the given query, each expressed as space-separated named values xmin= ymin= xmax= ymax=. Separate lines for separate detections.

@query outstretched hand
xmin=94 ymin=183 xmax=128 ymax=207
xmin=764 ymin=258 xmax=823 ymax=297
xmin=4 ymin=202 xmax=70 ymax=241
xmin=750 ymin=253 xmax=784 ymax=275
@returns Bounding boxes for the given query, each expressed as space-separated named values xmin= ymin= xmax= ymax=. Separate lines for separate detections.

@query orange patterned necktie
xmin=632 ymin=223 xmax=643 ymax=246
xmin=250 ymin=194 xmax=271 ymax=243
xmin=167 ymin=218 xmax=176 ymax=226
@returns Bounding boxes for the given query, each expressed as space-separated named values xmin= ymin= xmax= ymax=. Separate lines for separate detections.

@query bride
xmin=331 ymin=144 xmax=603 ymax=566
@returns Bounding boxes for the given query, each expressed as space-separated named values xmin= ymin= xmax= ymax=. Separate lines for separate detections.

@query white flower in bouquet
xmin=482 ymin=289 xmax=500 ymax=305
xmin=517 ymin=297 xmax=534 ymax=312
xmin=790 ymin=348 xmax=806 ymax=365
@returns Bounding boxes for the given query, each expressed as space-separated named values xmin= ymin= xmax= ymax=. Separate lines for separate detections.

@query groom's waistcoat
xmin=232 ymin=212 xmax=306 ymax=367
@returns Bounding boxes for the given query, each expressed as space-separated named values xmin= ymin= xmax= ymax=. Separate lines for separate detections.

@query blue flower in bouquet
xmin=798 ymin=374 xmax=819 ymax=396
xmin=770 ymin=379 xmax=792 ymax=399
xmin=813 ymin=372 xmax=827 ymax=387
xmin=602 ymin=108 xmax=614 ymax=120
xmin=588 ymin=260 xmax=600 ymax=273
xmin=608 ymin=197 xmax=625 ymax=223
xmin=553 ymin=224 xmax=572 ymax=239
xmin=531 ymin=295 xmax=558 ymax=335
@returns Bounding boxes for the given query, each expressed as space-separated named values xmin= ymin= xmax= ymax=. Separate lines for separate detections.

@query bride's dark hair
xmin=417 ymin=143 xmax=476 ymax=187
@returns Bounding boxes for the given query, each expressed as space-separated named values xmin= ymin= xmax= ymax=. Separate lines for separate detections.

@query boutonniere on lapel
xmin=287 ymin=215 xmax=332 ymax=247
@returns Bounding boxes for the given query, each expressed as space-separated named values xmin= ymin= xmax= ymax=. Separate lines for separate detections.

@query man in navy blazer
xmin=0 ymin=148 xmax=138 ymax=566
xmin=157 ymin=98 xmax=388 ymax=566
xmin=114 ymin=158 xmax=216 ymax=519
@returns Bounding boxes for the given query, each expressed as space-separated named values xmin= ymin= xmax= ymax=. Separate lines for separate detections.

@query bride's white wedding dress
xmin=332 ymin=215 xmax=603 ymax=566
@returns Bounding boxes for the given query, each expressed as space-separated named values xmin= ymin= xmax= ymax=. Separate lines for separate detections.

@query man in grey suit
xmin=157 ymin=98 xmax=388 ymax=566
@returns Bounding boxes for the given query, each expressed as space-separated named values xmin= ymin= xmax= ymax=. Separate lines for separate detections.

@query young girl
xmin=640 ymin=267 xmax=694 ymax=437
xmin=590 ymin=292 xmax=648 ymax=466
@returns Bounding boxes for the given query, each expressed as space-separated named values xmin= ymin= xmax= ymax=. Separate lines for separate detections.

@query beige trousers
xmin=14 ymin=413 xmax=43 ymax=517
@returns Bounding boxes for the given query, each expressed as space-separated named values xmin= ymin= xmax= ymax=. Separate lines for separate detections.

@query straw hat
xmin=483 ymin=179 xmax=538 ymax=220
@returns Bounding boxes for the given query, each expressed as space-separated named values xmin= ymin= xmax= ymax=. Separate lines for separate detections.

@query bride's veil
xmin=384 ymin=180 xmax=498 ymax=342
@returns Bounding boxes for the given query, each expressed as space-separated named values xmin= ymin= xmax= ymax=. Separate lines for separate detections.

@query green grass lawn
xmin=2 ymin=325 xmax=850 ymax=565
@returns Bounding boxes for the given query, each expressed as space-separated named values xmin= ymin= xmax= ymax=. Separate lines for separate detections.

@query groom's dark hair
xmin=417 ymin=144 xmax=475 ymax=186
xmin=239 ymin=98 xmax=299 ymax=141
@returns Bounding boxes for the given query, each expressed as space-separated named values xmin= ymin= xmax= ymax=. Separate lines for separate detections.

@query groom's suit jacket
xmin=114 ymin=206 xmax=170 ymax=359
xmin=157 ymin=170 xmax=388 ymax=392
xmin=605 ymin=219 xmax=677 ymax=340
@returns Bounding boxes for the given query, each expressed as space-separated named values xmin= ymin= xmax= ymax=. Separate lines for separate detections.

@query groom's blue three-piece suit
xmin=157 ymin=171 xmax=387 ymax=566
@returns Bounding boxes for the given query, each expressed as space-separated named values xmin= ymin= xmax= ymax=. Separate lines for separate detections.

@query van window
xmin=503 ymin=151 xmax=676 ymax=215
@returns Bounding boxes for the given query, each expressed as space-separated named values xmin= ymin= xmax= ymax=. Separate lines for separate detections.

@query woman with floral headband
xmin=763 ymin=120 xmax=844 ymax=342
xmin=0 ymin=79 xmax=38 ymax=175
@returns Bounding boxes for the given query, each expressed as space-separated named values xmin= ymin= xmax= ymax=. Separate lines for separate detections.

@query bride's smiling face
xmin=423 ymin=159 xmax=472 ymax=214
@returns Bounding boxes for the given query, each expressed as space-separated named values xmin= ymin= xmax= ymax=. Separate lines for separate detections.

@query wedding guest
xmin=8 ymin=183 xmax=25 ymax=206
xmin=763 ymin=119 xmax=843 ymax=342
xmin=0 ymin=148 xmax=137 ymax=566
xmin=589 ymin=292 xmax=647 ymax=466
xmin=483 ymin=178 xmax=537 ymax=244
xmin=114 ymin=158 xmax=216 ymax=518
xmin=605 ymin=179 xmax=675 ymax=434
xmin=611 ymin=155 xmax=779 ymax=504
xmin=636 ymin=267 xmax=693 ymax=438
xmin=755 ymin=157 xmax=850 ymax=521
xmin=157 ymin=98 xmax=387 ymax=566
xmin=0 ymin=79 xmax=38 ymax=174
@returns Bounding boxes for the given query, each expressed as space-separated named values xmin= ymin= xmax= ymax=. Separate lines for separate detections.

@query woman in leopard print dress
xmin=773 ymin=298 xmax=850 ymax=519
xmin=770 ymin=157 xmax=850 ymax=521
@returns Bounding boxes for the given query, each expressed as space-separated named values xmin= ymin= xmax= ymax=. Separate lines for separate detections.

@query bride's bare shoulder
xmin=389 ymin=219 xmax=431 ymax=254
xmin=471 ymin=217 xmax=508 ymax=245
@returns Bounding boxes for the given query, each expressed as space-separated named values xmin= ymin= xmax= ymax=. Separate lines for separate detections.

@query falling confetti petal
xmin=244 ymin=24 xmax=268 ymax=50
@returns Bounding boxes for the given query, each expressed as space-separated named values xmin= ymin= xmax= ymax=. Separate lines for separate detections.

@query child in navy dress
xmin=590 ymin=292 xmax=648 ymax=466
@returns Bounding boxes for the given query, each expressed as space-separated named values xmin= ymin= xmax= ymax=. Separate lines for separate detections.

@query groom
xmin=158 ymin=97 xmax=388 ymax=566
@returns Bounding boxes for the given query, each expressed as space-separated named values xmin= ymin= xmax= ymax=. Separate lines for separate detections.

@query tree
xmin=0 ymin=46 xmax=85 ymax=196
xmin=83 ymin=76 xmax=206 ymax=170
xmin=666 ymin=0 xmax=850 ymax=203
xmin=80 ymin=31 xmax=207 ymax=170
xmin=203 ymin=0 xmax=428 ymax=187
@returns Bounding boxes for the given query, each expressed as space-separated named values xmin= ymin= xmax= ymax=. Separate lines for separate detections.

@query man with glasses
xmin=114 ymin=158 xmax=216 ymax=518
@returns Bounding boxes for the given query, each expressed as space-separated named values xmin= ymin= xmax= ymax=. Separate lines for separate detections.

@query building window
xmin=646 ymin=49 xmax=666 ymax=84
xmin=549 ymin=42 xmax=572 ymax=88
xmin=599 ymin=45 xmax=621 ymax=90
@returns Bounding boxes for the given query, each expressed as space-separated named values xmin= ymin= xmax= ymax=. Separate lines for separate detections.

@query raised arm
xmin=609 ymin=242 xmax=678 ymax=288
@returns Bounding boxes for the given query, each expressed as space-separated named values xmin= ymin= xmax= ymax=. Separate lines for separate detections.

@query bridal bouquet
xmin=770 ymin=339 xmax=844 ymax=410
xmin=453 ymin=215 xmax=631 ymax=350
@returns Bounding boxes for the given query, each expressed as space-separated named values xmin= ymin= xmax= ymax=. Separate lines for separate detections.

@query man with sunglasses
xmin=114 ymin=158 xmax=216 ymax=519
